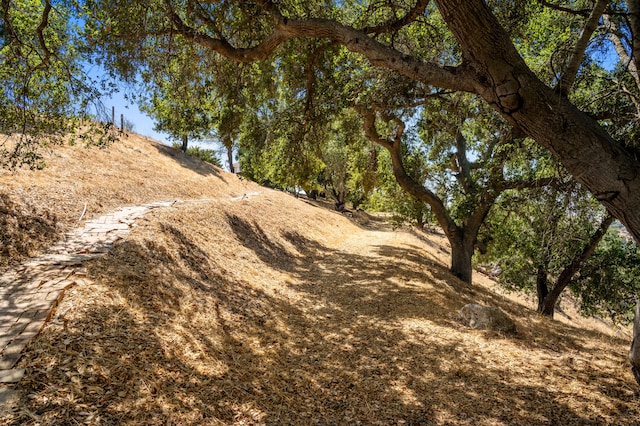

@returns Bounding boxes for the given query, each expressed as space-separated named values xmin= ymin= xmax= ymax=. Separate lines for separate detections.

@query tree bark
xmin=181 ymin=135 xmax=188 ymax=152
xmin=536 ymin=265 xmax=551 ymax=315
xmin=449 ymin=233 xmax=476 ymax=283
xmin=537 ymin=214 xmax=614 ymax=318
xmin=630 ymin=300 xmax=640 ymax=386
xmin=330 ymin=188 xmax=346 ymax=211
xmin=435 ymin=0 xmax=640 ymax=246
xmin=168 ymin=0 xmax=640 ymax=244
xmin=226 ymin=140 xmax=234 ymax=173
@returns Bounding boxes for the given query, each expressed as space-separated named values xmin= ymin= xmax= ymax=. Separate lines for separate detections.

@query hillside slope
xmin=0 ymin=134 xmax=256 ymax=271
xmin=1 ymin=134 xmax=639 ymax=425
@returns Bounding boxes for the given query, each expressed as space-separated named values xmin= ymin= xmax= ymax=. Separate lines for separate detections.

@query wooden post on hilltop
xmin=121 ymin=114 xmax=124 ymax=134
xmin=112 ymin=106 xmax=115 ymax=128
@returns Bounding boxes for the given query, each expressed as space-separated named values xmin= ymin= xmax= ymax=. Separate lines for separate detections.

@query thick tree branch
xmin=558 ymin=213 xmax=614 ymax=284
xmin=361 ymin=0 xmax=431 ymax=35
xmin=453 ymin=131 xmax=472 ymax=194
xmin=34 ymin=0 xmax=53 ymax=68
xmin=167 ymin=2 xmax=475 ymax=92
xmin=556 ymin=0 xmax=608 ymax=96
xmin=357 ymin=105 xmax=459 ymax=238
xmin=166 ymin=3 xmax=290 ymax=61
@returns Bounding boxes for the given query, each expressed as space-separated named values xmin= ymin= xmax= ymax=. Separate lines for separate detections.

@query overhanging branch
xmin=362 ymin=0 xmax=431 ymax=35
xmin=166 ymin=1 xmax=475 ymax=92
xmin=34 ymin=0 xmax=53 ymax=69
xmin=357 ymin=105 xmax=458 ymax=236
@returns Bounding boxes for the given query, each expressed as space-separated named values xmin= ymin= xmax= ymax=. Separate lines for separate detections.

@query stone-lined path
xmin=0 ymin=192 xmax=265 ymax=407
xmin=0 ymin=201 xmax=175 ymax=387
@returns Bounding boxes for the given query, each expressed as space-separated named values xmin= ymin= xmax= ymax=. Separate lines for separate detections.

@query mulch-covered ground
xmin=1 ymin=134 xmax=639 ymax=425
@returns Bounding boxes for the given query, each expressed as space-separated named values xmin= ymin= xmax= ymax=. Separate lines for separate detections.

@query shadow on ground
xmin=0 ymin=193 xmax=60 ymax=271
xmin=150 ymin=143 xmax=225 ymax=180
xmin=5 ymin=209 xmax=638 ymax=425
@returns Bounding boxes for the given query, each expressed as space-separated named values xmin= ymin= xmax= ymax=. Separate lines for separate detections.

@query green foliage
xmin=0 ymin=0 xmax=112 ymax=169
xmin=571 ymin=231 xmax=640 ymax=323
xmin=481 ymin=184 xmax=606 ymax=291
xmin=478 ymin=180 xmax=640 ymax=321
xmin=172 ymin=143 xmax=222 ymax=167
xmin=137 ymin=38 xmax=216 ymax=146
xmin=365 ymin=143 xmax=432 ymax=228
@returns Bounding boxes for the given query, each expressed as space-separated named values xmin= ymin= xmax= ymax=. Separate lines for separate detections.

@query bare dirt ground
xmin=1 ymin=133 xmax=639 ymax=425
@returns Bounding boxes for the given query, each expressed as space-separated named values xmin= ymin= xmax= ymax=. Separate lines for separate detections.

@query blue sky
xmin=84 ymin=63 xmax=171 ymax=144
xmin=102 ymin=88 xmax=170 ymax=143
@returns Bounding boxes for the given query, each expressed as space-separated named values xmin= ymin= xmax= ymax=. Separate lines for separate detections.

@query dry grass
xmin=1 ymin=133 xmax=639 ymax=425
xmin=0 ymin=133 xmax=255 ymax=271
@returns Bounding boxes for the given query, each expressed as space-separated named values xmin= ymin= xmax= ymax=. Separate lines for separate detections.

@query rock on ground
xmin=458 ymin=303 xmax=517 ymax=334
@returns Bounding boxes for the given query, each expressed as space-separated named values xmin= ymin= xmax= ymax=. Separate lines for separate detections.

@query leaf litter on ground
xmin=0 ymin=133 xmax=638 ymax=425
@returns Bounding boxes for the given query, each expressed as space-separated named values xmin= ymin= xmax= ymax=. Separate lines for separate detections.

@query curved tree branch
xmin=34 ymin=0 xmax=53 ymax=68
xmin=166 ymin=2 xmax=476 ymax=92
xmin=453 ymin=131 xmax=472 ymax=194
xmin=361 ymin=0 xmax=431 ymax=35
xmin=356 ymin=105 xmax=459 ymax=238
xmin=556 ymin=0 xmax=608 ymax=96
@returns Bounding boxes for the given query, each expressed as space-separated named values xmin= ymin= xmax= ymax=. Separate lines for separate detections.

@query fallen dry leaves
xmin=1 ymin=134 xmax=639 ymax=425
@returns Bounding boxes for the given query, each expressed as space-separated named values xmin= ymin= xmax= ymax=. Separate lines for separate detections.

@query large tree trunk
xmin=435 ymin=0 xmax=640 ymax=245
xmin=630 ymin=301 xmax=640 ymax=386
xmin=450 ymin=235 xmax=475 ymax=284
xmin=181 ymin=135 xmax=188 ymax=152
xmin=330 ymin=188 xmax=346 ymax=212
xmin=536 ymin=265 xmax=553 ymax=316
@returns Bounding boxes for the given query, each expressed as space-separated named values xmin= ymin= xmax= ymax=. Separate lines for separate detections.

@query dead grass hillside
xmin=1 ymin=133 xmax=639 ymax=425
xmin=0 ymin=133 xmax=258 ymax=271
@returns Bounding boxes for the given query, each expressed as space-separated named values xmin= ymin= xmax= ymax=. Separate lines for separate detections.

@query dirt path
xmin=0 ymin=193 xmax=266 ymax=408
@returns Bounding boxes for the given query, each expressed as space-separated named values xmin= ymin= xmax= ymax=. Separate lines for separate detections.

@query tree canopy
xmin=74 ymin=0 xmax=640 ymax=246
xmin=0 ymin=0 xmax=115 ymax=168
xmin=4 ymin=0 xmax=640 ymax=384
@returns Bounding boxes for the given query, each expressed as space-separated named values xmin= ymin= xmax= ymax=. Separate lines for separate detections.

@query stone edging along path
xmin=0 ymin=192 xmax=264 ymax=400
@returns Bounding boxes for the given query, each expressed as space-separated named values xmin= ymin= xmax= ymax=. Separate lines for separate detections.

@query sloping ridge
xmin=1 ymin=133 xmax=639 ymax=425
